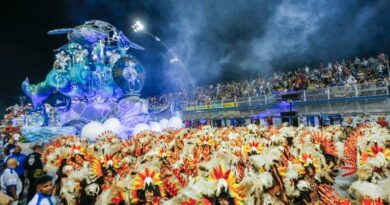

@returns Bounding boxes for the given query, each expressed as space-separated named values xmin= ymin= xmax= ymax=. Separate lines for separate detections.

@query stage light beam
xmin=132 ymin=21 xmax=144 ymax=33
xmin=131 ymin=19 xmax=195 ymax=88
xmin=170 ymin=57 xmax=179 ymax=64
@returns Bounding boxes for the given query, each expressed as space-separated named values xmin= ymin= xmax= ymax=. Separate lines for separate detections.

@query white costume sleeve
xmin=27 ymin=193 xmax=59 ymax=205
xmin=0 ymin=172 xmax=5 ymax=193
xmin=28 ymin=194 xmax=39 ymax=205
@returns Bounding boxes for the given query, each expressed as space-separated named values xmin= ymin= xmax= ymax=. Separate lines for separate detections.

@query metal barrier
xmin=149 ymin=81 xmax=389 ymax=112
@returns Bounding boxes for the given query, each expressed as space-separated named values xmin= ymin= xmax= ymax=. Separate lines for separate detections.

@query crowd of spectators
xmin=0 ymin=129 xmax=46 ymax=204
xmin=148 ymin=54 xmax=389 ymax=108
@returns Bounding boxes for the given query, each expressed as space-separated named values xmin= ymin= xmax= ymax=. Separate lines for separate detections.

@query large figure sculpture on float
xmin=21 ymin=20 xmax=150 ymax=134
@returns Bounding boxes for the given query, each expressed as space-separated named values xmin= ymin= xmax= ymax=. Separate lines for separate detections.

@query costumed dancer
xmin=130 ymin=168 xmax=165 ymax=205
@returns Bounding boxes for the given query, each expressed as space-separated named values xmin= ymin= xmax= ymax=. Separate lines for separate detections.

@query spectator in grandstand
xmin=346 ymin=75 xmax=357 ymax=86
xmin=147 ymin=54 xmax=388 ymax=109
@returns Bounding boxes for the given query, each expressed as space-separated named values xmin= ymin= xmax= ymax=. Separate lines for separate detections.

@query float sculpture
xmin=22 ymin=20 xmax=149 ymax=134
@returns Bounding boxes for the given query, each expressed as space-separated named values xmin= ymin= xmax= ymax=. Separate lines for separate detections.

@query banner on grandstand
xmin=222 ymin=102 xmax=237 ymax=108
xmin=184 ymin=102 xmax=238 ymax=111
xmin=184 ymin=105 xmax=209 ymax=111
xmin=196 ymin=105 xmax=209 ymax=110
xmin=210 ymin=104 xmax=223 ymax=109
xmin=184 ymin=106 xmax=195 ymax=111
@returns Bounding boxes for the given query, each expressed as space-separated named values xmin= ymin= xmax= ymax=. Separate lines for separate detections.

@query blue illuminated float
xmin=22 ymin=20 xmax=149 ymax=136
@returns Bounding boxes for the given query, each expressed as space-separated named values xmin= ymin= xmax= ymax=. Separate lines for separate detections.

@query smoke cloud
xmin=63 ymin=0 xmax=390 ymax=94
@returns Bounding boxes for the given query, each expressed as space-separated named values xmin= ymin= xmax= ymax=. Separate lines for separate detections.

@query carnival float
xmin=1 ymin=20 xmax=184 ymax=143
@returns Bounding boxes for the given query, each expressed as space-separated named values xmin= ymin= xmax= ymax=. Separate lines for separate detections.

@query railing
xmin=149 ymin=81 xmax=389 ymax=113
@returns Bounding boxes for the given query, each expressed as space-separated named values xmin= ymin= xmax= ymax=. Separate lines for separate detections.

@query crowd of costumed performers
xmin=31 ymin=122 xmax=389 ymax=205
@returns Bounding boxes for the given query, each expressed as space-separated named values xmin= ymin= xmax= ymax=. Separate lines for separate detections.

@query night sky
xmin=1 ymin=0 xmax=390 ymax=114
